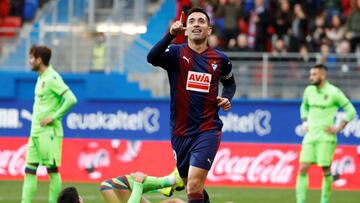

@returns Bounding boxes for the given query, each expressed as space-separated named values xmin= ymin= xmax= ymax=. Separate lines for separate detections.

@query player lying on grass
xmin=100 ymin=168 xmax=185 ymax=203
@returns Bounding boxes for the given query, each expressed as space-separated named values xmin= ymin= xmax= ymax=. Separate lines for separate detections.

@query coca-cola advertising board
xmin=0 ymin=101 xmax=359 ymax=144
xmin=1 ymin=137 xmax=359 ymax=190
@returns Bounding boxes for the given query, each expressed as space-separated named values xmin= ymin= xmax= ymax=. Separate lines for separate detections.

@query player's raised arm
xmin=147 ymin=12 xmax=186 ymax=67
xmin=169 ymin=11 xmax=186 ymax=36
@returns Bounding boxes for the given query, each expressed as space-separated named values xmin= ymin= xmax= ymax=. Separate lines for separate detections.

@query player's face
xmin=309 ymin=68 xmax=324 ymax=86
xmin=185 ymin=12 xmax=212 ymax=42
xmin=29 ymin=54 xmax=41 ymax=71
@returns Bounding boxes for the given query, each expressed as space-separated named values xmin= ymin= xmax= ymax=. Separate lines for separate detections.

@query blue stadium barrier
xmin=0 ymin=99 xmax=359 ymax=145
xmin=0 ymin=71 xmax=151 ymax=101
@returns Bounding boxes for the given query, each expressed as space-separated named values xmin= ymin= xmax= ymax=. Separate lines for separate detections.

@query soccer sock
xmin=188 ymin=192 xmax=204 ymax=203
xmin=21 ymin=164 xmax=38 ymax=203
xmin=320 ymin=174 xmax=333 ymax=203
xmin=141 ymin=176 xmax=174 ymax=192
xmin=128 ymin=182 xmax=144 ymax=203
xmin=48 ymin=167 xmax=62 ymax=203
xmin=296 ymin=173 xmax=308 ymax=203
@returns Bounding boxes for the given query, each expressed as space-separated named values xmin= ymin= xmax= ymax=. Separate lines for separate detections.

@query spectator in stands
xmin=336 ymin=40 xmax=356 ymax=64
xmin=326 ymin=14 xmax=345 ymax=50
xmin=9 ymin=0 xmax=24 ymax=19
xmin=272 ymin=37 xmax=287 ymax=56
xmin=0 ymin=0 xmax=10 ymax=18
xmin=324 ymin=0 xmax=343 ymax=18
xmin=91 ymin=32 xmax=106 ymax=72
xmin=310 ymin=12 xmax=327 ymax=52
xmin=215 ymin=0 xmax=243 ymax=46
xmin=299 ymin=44 xmax=310 ymax=62
xmin=336 ymin=39 xmax=351 ymax=54
xmin=320 ymin=43 xmax=337 ymax=70
xmin=208 ymin=34 xmax=222 ymax=50
xmin=227 ymin=38 xmax=237 ymax=51
xmin=247 ymin=0 xmax=271 ymax=52
xmin=273 ymin=0 xmax=291 ymax=45
xmin=179 ymin=0 xmax=357 ymax=55
xmin=235 ymin=33 xmax=251 ymax=52
xmin=289 ymin=3 xmax=308 ymax=52
xmin=176 ymin=0 xmax=192 ymax=19
xmin=345 ymin=0 xmax=360 ymax=52
xmin=197 ymin=0 xmax=215 ymax=27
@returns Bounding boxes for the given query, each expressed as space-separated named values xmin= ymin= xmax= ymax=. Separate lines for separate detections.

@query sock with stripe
xmin=188 ymin=192 xmax=204 ymax=203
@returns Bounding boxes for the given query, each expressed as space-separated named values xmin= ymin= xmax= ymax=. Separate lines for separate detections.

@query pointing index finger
xmin=180 ymin=11 xmax=186 ymax=25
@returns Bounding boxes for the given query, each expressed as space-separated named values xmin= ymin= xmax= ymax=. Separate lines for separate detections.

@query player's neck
xmin=37 ymin=65 xmax=48 ymax=75
xmin=188 ymin=40 xmax=208 ymax=54
xmin=317 ymin=80 xmax=327 ymax=89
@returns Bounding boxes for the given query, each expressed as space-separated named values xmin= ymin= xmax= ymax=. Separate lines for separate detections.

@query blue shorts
xmin=171 ymin=130 xmax=221 ymax=178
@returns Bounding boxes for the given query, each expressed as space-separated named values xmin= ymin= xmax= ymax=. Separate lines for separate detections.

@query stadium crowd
xmin=175 ymin=0 xmax=360 ymax=54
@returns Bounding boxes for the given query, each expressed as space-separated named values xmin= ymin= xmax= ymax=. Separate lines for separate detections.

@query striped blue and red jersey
xmin=148 ymin=33 xmax=236 ymax=137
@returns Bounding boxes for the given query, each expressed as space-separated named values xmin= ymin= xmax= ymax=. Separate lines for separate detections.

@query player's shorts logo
xmin=186 ymin=71 xmax=212 ymax=93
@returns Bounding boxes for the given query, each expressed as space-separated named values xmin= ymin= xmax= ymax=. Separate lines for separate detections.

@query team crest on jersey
xmin=211 ymin=61 xmax=218 ymax=70
xmin=41 ymin=81 xmax=45 ymax=88
xmin=186 ymin=71 xmax=212 ymax=93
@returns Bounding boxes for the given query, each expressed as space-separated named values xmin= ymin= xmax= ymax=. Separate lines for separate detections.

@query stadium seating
xmin=124 ymin=0 xmax=176 ymax=73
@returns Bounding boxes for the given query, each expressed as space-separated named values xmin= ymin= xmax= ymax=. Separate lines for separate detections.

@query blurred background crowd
xmin=173 ymin=0 xmax=360 ymax=55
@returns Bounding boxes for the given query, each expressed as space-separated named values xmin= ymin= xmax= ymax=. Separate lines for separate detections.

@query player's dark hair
xmin=312 ymin=64 xmax=328 ymax=71
xmin=57 ymin=187 xmax=80 ymax=203
xmin=187 ymin=7 xmax=210 ymax=25
xmin=29 ymin=45 xmax=52 ymax=66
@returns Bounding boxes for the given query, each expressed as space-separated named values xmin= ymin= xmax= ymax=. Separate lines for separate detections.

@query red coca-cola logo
xmin=208 ymin=148 xmax=298 ymax=184
xmin=77 ymin=142 xmax=110 ymax=180
xmin=0 ymin=144 xmax=27 ymax=176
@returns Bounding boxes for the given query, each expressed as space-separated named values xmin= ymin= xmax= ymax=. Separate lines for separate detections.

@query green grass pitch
xmin=1 ymin=181 xmax=359 ymax=203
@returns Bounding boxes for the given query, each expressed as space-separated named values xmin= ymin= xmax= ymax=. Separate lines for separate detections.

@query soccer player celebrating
xmin=21 ymin=45 xmax=77 ymax=203
xmin=100 ymin=168 xmax=184 ymax=203
xmin=296 ymin=64 xmax=357 ymax=203
xmin=147 ymin=7 xmax=236 ymax=203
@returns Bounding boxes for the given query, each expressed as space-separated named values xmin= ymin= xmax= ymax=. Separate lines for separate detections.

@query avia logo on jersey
xmin=186 ymin=71 xmax=212 ymax=93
